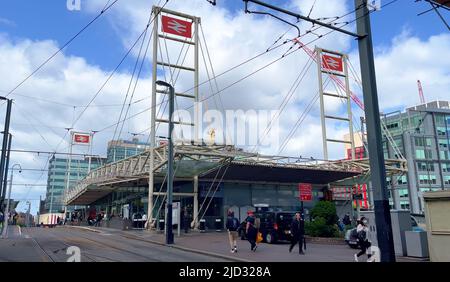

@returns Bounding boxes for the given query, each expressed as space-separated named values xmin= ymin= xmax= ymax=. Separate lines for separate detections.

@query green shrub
xmin=310 ymin=201 xmax=338 ymax=225
xmin=305 ymin=217 xmax=340 ymax=237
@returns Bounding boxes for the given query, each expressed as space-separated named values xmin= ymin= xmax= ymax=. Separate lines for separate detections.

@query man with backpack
xmin=225 ymin=209 xmax=239 ymax=253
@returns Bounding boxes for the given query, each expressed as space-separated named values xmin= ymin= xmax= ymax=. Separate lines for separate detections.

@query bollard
xmin=215 ymin=218 xmax=222 ymax=232
xmin=199 ymin=219 xmax=206 ymax=233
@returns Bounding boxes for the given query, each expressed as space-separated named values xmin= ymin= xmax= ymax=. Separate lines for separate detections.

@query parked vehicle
xmin=345 ymin=228 xmax=359 ymax=249
xmin=238 ymin=211 xmax=297 ymax=244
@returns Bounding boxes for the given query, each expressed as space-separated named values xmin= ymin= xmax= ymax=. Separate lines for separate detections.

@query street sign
xmin=72 ymin=132 xmax=91 ymax=145
xmin=298 ymin=183 xmax=313 ymax=202
xmin=321 ymin=54 xmax=343 ymax=72
xmin=161 ymin=15 xmax=192 ymax=38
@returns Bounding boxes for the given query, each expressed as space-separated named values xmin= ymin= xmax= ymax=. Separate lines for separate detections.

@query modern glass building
xmin=45 ymin=156 xmax=106 ymax=213
xmin=381 ymin=100 xmax=450 ymax=214
xmin=106 ymin=138 xmax=151 ymax=163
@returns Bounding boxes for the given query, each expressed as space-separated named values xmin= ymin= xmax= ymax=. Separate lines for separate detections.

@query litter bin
xmin=199 ymin=219 xmax=206 ymax=232
xmin=159 ymin=219 xmax=165 ymax=231
xmin=215 ymin=218 xmax=222 ymax=231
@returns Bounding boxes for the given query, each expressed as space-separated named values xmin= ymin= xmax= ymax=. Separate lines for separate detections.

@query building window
xmin=442 ymin=163 xmax=450 ymax=173
xmin=440 ymin=151 xmax=450 ymax=160
xmin=414 ymin=137 xmax=432 ymax=147
xmin=399 ymin=189 xmax=409 ymax=198
xmin=439 ymin=139 xmax=449 ymax=149
xmin=416 ymin=149 xmax=425 ymax=159
xmin=416 ymin=149 xmax=432 ymax=159
xmin=418 ymin=162 xmax=434 ymax=172
xmin=437 ymin=127 xmax=446 ymax=136
xmin=397 ymin=175 xmax=408 ymax=185
xmin=444 ymin=176 xmax=450 ymax=185
xmin=419 ymin=174 xmax=437 ymax=185
xmin=387 ymin=123 xmax=399 ymax=129
xmin=400 ymin=201 xmax=410 ymax=210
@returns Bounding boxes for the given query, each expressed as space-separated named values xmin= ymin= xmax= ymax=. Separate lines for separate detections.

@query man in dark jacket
xmin=289 ymin=212 xmax=305 ymax=255
xmin=225 ymin=209 xmax=239 ymax=253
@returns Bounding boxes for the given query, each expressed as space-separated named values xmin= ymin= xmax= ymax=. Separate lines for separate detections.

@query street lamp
xmin=155 ymin=80 xmax=175 ymax=245
xmin=1 ymin=163 xmax=22 ymax=238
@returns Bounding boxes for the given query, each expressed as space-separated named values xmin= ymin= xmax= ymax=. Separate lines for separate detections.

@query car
xmin=238 ymin=211 xmax=297 ymax=244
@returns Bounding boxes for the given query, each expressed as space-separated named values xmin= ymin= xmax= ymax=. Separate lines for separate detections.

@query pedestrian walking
xmin=289 ymin=212 xmax=305 ymax=255
xmin=343 ymin=213 xmax=351 ymax=226
xmin=245 ymin=211 xmax=258 ymax=252
xmin=354 ymin=216 xmax=372 ymax=262
xmin=225 ymin=209 xmax=240 ymax=253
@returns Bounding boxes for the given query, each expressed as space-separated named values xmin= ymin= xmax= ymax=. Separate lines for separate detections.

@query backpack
xmin=350 ymin=228 xmax=358 ymax=239
xmin=357 ymin=230 xmax=367 ymax=242
xmin=232 ymin=218 xmax=239 ymax=230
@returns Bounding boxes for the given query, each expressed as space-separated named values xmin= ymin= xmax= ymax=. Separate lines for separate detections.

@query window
xmin=439 ymin=139 xmax=449 ymax=149
xmin=414 ymin=137 xmax=431 ymax=147
xmin=400 ymin=201 xmax=410 ymax=210
xmin=419 ymin=174 xmax=437 ymax=185
xmin=399 ymin=189 xmax=409 ymax=197
xmin=440 ymin=151 xmax=450 ymax=160
xmin=444 ymin=176 xmax=450 ymax=185
xmin=416 ymin=149 xmax=425 ymax=159
xmin=437 ymin=127 xmax=446 ymax=136
xmin=442 ymin=163 xmax=450 ymax=173
xmin=397 ymin=175 xmax=408 ymax=185
xmin=387 ymin=123 xmax=399 ymax=129
xmin=418 ymin=162 xmax=435 ymax=172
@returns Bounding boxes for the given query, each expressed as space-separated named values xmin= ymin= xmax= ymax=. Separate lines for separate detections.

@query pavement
xmin=0 ymin=224 xmax=429 ymax=262
xmin=65 ymin=225 xmax=366 ymax=262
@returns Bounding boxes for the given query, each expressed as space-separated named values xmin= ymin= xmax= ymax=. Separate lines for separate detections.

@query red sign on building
xmin=322 ymin=54 xmax=344 ymax=72
xmin=161 ymin=15 xmax=192 ymax=38
xmin=298 ymin=183 xmax=313 ymax=202
xmin=73 ymin=133 xmax=91 ymax=145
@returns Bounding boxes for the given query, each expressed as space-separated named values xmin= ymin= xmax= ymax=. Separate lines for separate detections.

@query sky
xmin=0 ymin=0 xmax=449 ymax=215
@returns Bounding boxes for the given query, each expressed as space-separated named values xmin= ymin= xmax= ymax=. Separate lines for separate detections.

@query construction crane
xmin=417 ymin=80 xmax=425 ymax=104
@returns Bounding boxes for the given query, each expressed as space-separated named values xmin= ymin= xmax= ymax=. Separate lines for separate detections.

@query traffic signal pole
xmin=240 ymin=0 xmax=396 ymax=261
xmin=354 ymin=0 xmax=395 ymax=262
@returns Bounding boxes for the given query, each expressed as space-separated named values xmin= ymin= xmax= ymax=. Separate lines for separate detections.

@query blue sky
xmin=0 ymin=0 xmax=449 ymax=215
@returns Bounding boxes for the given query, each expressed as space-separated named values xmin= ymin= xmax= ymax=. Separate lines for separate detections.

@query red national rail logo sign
xmin=161 ymin=15 xmax=192 ymax=38
xmin=321 ymin=54 xmax=344 ymax=72
xmin=72 ymin=133 xmax=91 ymax=145
xmin=298 ymin=183 xmax=313 ymax=202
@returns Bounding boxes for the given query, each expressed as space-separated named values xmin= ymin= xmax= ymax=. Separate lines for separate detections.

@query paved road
xmin=0 ymin=226 xmax=231 ymax=262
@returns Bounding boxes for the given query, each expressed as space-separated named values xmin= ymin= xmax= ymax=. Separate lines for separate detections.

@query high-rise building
xmin=381 ymin=100 xmax=450 ymax=214
xmin=44 ymin=156 xmax=106 ymax=213
xmin=342 ymin=101 xmax=450 ymax=214
xmin=106 ymin=138 xmax=151 ymax=163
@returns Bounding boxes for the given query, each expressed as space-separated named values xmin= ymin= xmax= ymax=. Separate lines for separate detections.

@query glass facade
xmin=45 ymin=156 xmax=105 ymax=212
xmin=106 ymin=139 xmax=151 ymax=163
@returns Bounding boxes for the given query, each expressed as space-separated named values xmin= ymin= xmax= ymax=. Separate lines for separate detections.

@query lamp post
xmin=155 ymin=80 xmax=175 ymax=245
xmin=26 ymin=201 xmax=31 ymax=228
xmin=1 ymin=163 xmax=22 ymax=238
xmin=0 ymin=97 xmax=12 ymax=207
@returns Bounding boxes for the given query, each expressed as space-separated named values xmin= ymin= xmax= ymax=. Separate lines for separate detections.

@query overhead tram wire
xmin=252 ymin=55 xmax=315 ymax=153
xmin=4 ymin=0 xmax=121 ymax=98
xmin=53 ymin=18 xmax=158 ymax=152
xmin=180 ymin=4 xmax=369 ymax=111
xmin=277 ymin=79 xmax=331 ymax=155
xmin=94 ymin=3 xmax=379 ymax=140
xmin=112 ymin=9 xmax=155 ymax=143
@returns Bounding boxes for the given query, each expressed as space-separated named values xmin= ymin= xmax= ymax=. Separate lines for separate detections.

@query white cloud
xmin=2 ymin=1 xmax=449 ymax=215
